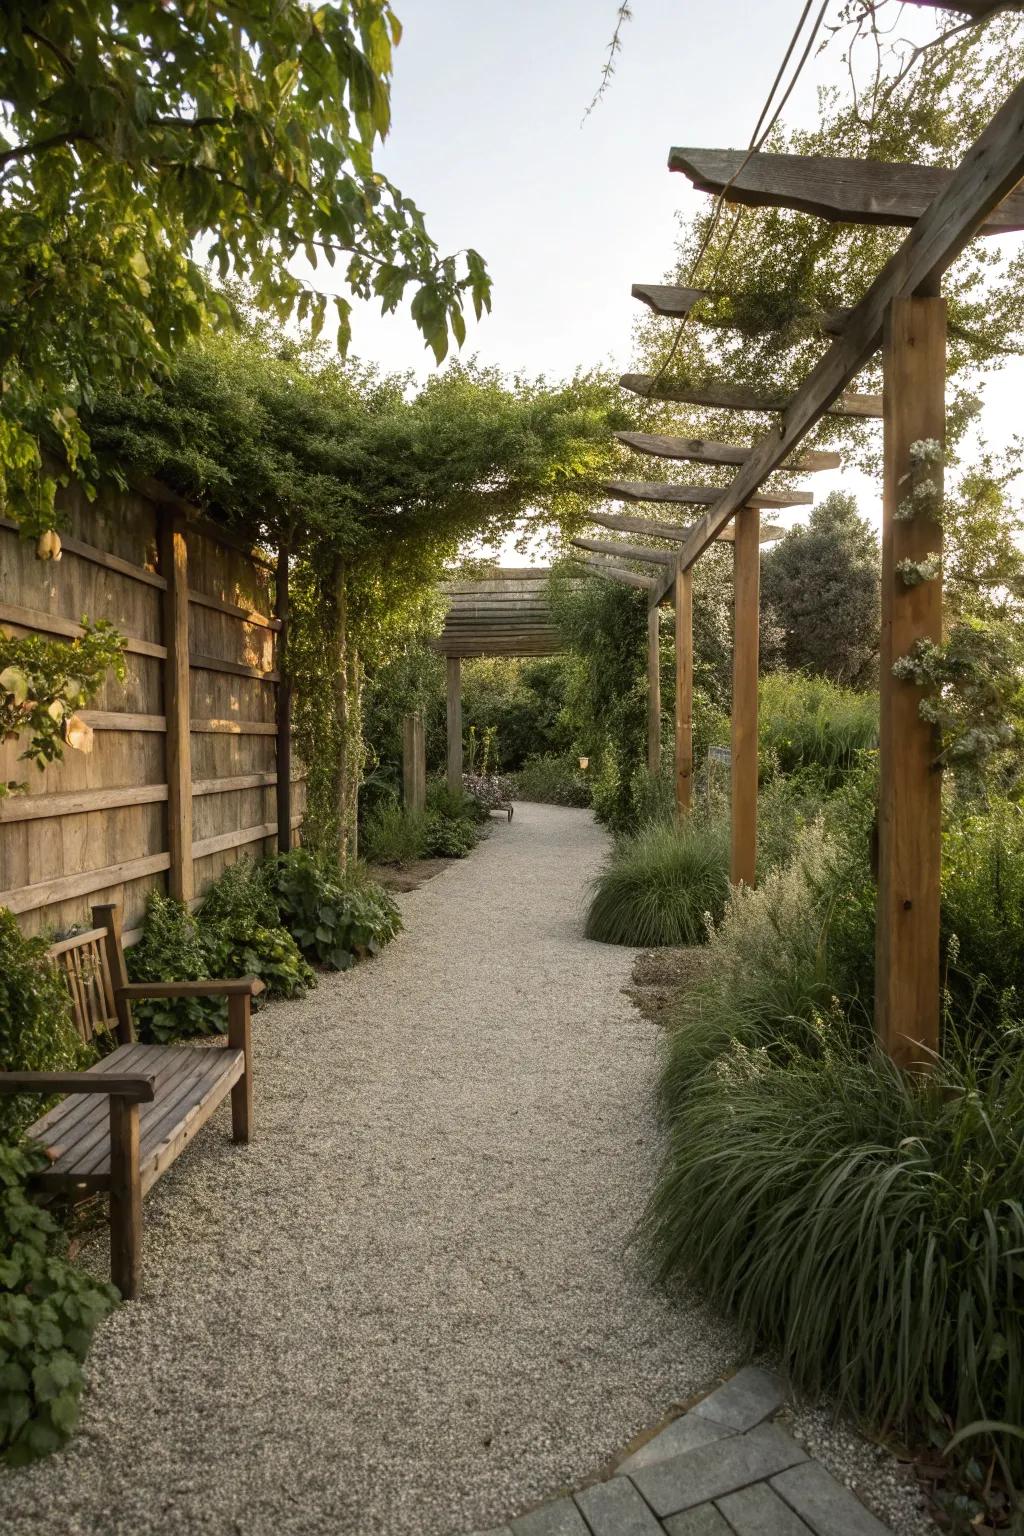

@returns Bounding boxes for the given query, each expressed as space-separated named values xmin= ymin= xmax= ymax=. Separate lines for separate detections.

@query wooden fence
xmin=0 ymin=477 xmax=304 ymax=940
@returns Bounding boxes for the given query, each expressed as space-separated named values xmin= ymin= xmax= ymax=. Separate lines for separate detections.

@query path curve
xmin=3 ymin=803 xmax=735 ymax=1536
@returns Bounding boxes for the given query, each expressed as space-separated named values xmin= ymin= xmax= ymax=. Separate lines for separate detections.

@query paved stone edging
xmin=468 ymin=1368 xmax=895 ymax=1536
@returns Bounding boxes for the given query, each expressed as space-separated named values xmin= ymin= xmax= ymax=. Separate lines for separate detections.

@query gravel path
xmin=2 ymin=803 xmax=738 ymax=1536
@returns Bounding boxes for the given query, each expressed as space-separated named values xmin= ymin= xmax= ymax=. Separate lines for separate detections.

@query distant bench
xmin=0 ymin=903 xmax=261 ymax=1298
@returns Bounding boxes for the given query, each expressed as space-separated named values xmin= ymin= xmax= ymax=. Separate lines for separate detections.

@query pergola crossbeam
xmin=619 ymin=373 xmax=883 ymax=418
xmin=571 ymin=536 xmax=674 ymax=565
xmin=615 ymin=430 xmax=840 ymax=471
xmin=604 ymin=480 xmax=813 ymax=509
xmin=669 ymin=146 xmax=1024 ymax=232
xmin=573 ymin=557 xmax=658 ymax=591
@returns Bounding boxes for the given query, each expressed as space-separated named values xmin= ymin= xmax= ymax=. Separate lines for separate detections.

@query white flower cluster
xmin=894 ymin=479 xmax=941 ymax=522
xmin=909 ymin=438 xmax=943 ymax=467
xmin=896 ymin=554 xmax=942 ymax=587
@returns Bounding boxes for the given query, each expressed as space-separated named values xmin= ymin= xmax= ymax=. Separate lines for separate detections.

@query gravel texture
xmin=1 ymin=803 xmax=738 ymax=1536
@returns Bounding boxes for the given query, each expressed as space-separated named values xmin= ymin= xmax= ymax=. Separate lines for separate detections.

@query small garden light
xmin=578 ymin=755 xmax=590 ymax=771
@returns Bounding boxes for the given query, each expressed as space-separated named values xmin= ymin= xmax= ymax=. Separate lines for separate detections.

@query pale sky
xmin=297 ymin=0 xmax=1024 ymax=556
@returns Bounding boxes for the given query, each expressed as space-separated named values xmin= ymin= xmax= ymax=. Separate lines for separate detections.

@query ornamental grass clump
xmin=585 ymin=818 xmax=730 ymax=947
xmin=645 ymin=1020 xmax=1024 ymax=1480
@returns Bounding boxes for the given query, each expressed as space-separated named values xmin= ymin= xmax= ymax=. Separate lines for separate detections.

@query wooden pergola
xmin=419 ymin=567 xmax=564 ymax=801
xmin=581 ymin=10 xmax=1024 ymax=1069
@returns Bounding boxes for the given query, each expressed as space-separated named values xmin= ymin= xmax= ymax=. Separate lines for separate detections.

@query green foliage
xmin=362 ymin=799 xmax=427 ymax=866
xmin=646 ymin=1019 xmax=1024 ymax=1482
xmin=198 ymin=861 xmax=315 ymax=1001
xmin=0 ymin=1140 xmax=118 ymax=1464
xmin=0 ymin=909 xmax=88 ymax=1142
xmin=758 ymin=671 xmax=878 ymax=787
xmin=761 ymin=494 xmax=880 ymax=686
xmin=269 ymin=851 xmax=400 ymax=969
xmin=514 ymin=753 xmax=592 ymax=807
xmin=423 ymin=811 xmax=478 ymax=859
xmin=125 ymin=893 xmax=225 ymax=1043
xmin=0 ymin=1 xmax=492 ymax=532
xmin=943 ymin=800 xmax=1024 ymax=1013
xmin=585 ymin=818 xmax=730 ymax=948
xmin=0 ymin=622 xmax=125 ymax=794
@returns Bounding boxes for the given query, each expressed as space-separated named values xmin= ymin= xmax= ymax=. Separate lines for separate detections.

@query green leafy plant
xmin=0 ymin=909 xmax=90 ymax=1141
xmin=423 ymin=811 xmax=478 ymax=859
xmin=0 ymin=1141 xmax=118 ymax=1464
xmin=514 ymin=753 xmax=592 ymax=807
xmin=362 ymin=799 xmax=428 ymax=866
xmin=270 ymin=851 xmax=401 ymax=969
xmin=125 ymin=893 xmax=225 ymax=1042
xmin=198 ymin=861 xmax=315 ymax=1000
xmin=585 ymin=818 xmax=730 ymax=947
xmin=0 ymin=623 xmax=126 ymax=794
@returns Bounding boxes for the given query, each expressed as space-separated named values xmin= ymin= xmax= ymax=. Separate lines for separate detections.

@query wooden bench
xmin=0 ymin=902 xmax=262 ymax=1299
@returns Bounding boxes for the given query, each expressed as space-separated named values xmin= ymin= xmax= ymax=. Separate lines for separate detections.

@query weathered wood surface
xmin=619 ymin=373 xmax=883 ymax=418
xmin=402 ymin=714 xmax=426 ymax=813
xmin=575 ymin=558 xmax=659 ymax=592
xmin=432 ymin=566 xmax=564 ymax=659
xmin=0 ymin=479 xmax=304 ymax=936
xmin=160 ymin=512 xmax=193 ymax=903
xmin=674 ymin=569 xmax=693 ymax=815
xmin=446 ymin=656 xmax=463 ymax=793
xmin=587 ymin=508 xmax=782 ymax=544
xmin=604 ymin=480 xmax=813 ymax=509
xmin=649 ymin=77 xmax=1024 ymax=601
xmin=731 ymin=511 xmax=760 ymax=889
xmin=631 ymin=283 xmax=848 ymax=335
xmin=648 ymin=607 xmax=661 ymax=776
xmin=615 ymin=430 xmax=840 ymax=471
xmin=875 ymin=298 xmax=945 ymax=1069
xmin=275 ymin=548 xmax=293 ymax=854
xmin=571 ymin=537 xmax=675 ymax=565
xmin=669 ymin=146 xmax=1024 ymax=232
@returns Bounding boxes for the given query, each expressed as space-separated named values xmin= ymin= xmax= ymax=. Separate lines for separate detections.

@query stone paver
xmin=575 ymin=1477 xmax=663 ymax=1534
xmin=630 ymin=1422 xmax=809 ymax=1518
xmin=717 ymin=1481 xmax=813 ymax=1534
xmin=691 ymin=1366 xmax=787 ymax=1433
xmin=772 ymin=1462 xmax=895 ymax=1536
xmin=510 ymin=1498 xmax=590 ymax=1536
xmin=662 ymin=1506 xmax=733 ymax=1536
xmin=616 ymin=1414 xmax=734 ymax=1476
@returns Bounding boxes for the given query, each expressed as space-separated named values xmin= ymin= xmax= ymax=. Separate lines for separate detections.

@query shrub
xmin=942 ymin=798 xmax=1024 ymax=1008
xmin=125 ymin=893 xmax=225 ymax=1042
xmin=423 ymin=811 xmax=478 ymax=858
xmin=198 ymin=860 xmax=315 ymax=1000
xmin=0 ymin=1140 xmax=118 ymax=1464
xmin=269 ymin=851 xmax=401 ymax=969
xmin=646 ymin=1020 xmax=1024 ymax=1481
xmin=362 ymin=799 xmax=428 ymax=866
xmin=426 ymin=778 xmax=487 ymax=825
xmin=759 ymin=671 xmax=877 ymax=786
xmin=514 ymin=753 xmax=591 ymax=807
xmin=585 ymin=818 xmax=730 ymax=947
xmin=0 ymin=910 xmax=90 ymax=1141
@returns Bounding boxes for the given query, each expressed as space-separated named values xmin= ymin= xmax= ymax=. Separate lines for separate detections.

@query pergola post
xmin=875 ymin=295 xmax=946 ymax=1068
xmin=675 ymin=567 xmax=693 ymax=815
xmin=731 ymin=508 xmax=760 ymax=888
xmin=446 ymin=656 xmax=463 ymax=794
xmin=647 ymin=605 xmax=661 ymax=776
xmin=275 ymin=545 xmax=293 ymax=854
xmin=159 ymin=511 xmax=193 ymax=903
xmin=403 ymin=712 xmax=426 ymax=813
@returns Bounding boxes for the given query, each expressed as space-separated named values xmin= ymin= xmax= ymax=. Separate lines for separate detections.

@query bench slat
xmin=28 ymin=1044 xmax=242 ymax=1191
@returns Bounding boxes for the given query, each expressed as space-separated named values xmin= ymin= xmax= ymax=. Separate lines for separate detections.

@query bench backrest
xmin=45 ymin=903 xmax=134 ymax=1047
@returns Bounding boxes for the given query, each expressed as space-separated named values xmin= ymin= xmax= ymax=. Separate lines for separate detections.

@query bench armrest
xmin=0 ymin=1071 xmax=156 ymax=1102
xmin=116 ymin=977 xmax=265 ymax=1000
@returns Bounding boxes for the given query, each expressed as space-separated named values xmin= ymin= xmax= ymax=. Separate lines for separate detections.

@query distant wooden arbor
xmin=577 ymin=29 xmax=1024 ymax=1068
xmin=410 ymin=568 xmax=563 ymax=803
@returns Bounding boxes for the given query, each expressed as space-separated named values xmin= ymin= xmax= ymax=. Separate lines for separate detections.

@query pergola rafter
xmin=611 ymin=73 xmax=1024 ymax=1069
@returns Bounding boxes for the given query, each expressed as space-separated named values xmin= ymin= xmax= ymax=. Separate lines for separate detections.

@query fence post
xmin=159 ymin=511 xmax=193 ymax=902
xmin=731 ymin=508 xmax=760 ymax=888
xmin=875 ymin=295 xmax=946 ymax=1068
xmin=647 ymin=604 xmax=661 ymax=776
xmin=446 ymin=656 xmax=462 ymax=794
xmin=675 ymin=567 xmax=693 ymax=815
xmin=403 ymin=713 xmax=426 ymax=812
xmin=275 ymin=545 xmax=292 ymax=853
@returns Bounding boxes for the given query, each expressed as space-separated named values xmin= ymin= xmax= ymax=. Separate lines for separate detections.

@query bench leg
xmin=227 ymin=993 xmax=253 ymax=1143
xmin=109 ymin=1097 xmax=142 ymax=1300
